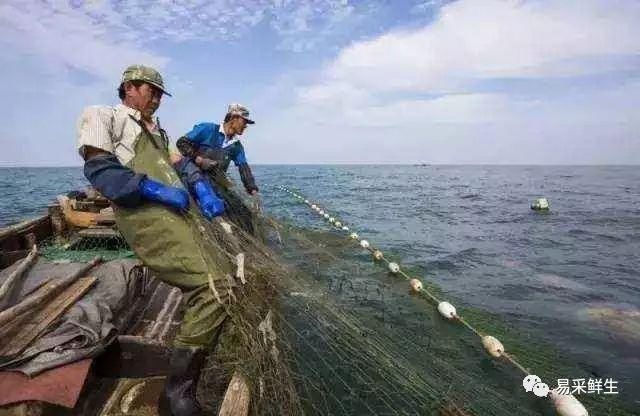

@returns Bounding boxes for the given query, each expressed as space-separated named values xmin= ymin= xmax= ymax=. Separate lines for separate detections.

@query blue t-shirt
xmin=183 ymin=122 xmax=248 ymax=167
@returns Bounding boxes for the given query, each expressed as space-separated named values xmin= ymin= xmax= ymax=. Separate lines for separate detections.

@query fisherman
xmin=77 ymin=64 xmax=230 ymax=415
xmin=176 ymin=104 xmax=260 ymax=200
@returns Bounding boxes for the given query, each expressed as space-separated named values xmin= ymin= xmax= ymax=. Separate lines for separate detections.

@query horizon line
xmin=0 ymin=163 xmax=639 ymax=168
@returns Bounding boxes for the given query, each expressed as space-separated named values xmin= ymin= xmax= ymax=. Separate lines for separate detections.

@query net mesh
xmin=37 ymin=183 xmax=636 ymax=416
xmin=40 ymin=232 xmax=134 ymax=263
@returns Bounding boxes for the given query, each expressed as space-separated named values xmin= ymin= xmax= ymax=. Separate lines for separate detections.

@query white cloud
xmin=293 ymin=0 xmax=640 ymax=125
xmin=0 ymin=1 xmax=168 ymax=83
xmin=1 ymin=0 xmax=638 ymax=165
xmin=0 ymin=0 xmax=365 ymax=84
xmin=258 ymin=0 xmax=640 ymax=164
xmin=411 ymin=0 xmax=449 ymax=15
xmin=255 ymin=80 xmax=640 ymax=164
xmin=269 ymin=0 xmax=356 ymax=51
xmin=302 ymin=0 xmax=640 ymax=100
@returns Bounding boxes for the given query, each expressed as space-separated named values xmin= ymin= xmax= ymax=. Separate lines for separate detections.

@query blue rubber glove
xmin=193 ymin=180 xmax=225 ymax=220
xmin=138 ymin=178 xmax=190 ymax=211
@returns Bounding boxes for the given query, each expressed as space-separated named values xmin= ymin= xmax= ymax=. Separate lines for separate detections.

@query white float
xmin=481 ymin=335 xmax=504 ymax=358
xmin=319 ymin=210 xmax=325 ymax=215
xmin=335 ymin=221 xmax=342 ymax=228
xmin=409 ymin=278 xmax=422 ymax=292
xmin=372 ymin=250 xmax=383 ymax=260
xmin=549 ymin=391 xmax=589 ymax=416
xmin=323 ymin=213 xmax=330 ymax=219
xmin=388 ymin=262 xmax=400 ymax=273
xmin=531 ymin=197 xmax=550 ymax=211
xmin=437 ymin=302 xmax=457 ymax=319
xmin=342 ymin=226 xmax=349 ymax=231
xmin=360 ymin=240 xmax=370 ymax=249
xmin=311 ymin=204 xmax=317 ymax=210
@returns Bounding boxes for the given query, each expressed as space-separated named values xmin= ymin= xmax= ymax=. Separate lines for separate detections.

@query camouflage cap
xmin=227 ymin=103 xmax=255 ymax=124
xmin=121 ymin=64 xmax=172 ymax=96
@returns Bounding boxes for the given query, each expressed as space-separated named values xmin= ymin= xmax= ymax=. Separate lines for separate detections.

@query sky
xmin=0 ymin=0 xmax=638 ymax=166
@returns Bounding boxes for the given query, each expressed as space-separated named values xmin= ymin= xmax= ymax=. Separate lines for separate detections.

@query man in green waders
xmin=77 ymin=65 xmax=228 ymax=415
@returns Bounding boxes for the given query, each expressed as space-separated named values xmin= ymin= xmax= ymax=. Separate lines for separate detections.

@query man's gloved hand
xmin=193 ymin=180 xmax=225 ymax=220
xmin=139 ymin=178 xmax=190 ymax=211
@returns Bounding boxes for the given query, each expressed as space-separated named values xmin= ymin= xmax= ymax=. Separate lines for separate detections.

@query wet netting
xmin=40 ymin=232 xmax=134 ymax=263
xmin=40 ymin=182 xmax=636 ymax=416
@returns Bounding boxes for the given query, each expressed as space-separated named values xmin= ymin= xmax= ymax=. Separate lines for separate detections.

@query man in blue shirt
xmin=176 ymin=104 xmax=259 ymax=197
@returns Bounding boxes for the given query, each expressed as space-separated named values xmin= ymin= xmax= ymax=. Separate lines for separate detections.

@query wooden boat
xmin=0 ymin=191 xmax=250 ymax=416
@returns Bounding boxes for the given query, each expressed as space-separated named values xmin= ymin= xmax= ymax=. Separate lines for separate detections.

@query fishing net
xmin=225 ymin=218 xmax=635 ymax=416
xmin=37 ymin=181 xmax=636 ymax=415
xmin=40 ymin=233 xmax=134 ymax=263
